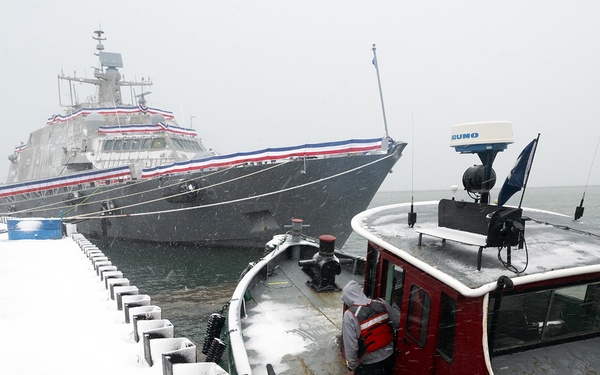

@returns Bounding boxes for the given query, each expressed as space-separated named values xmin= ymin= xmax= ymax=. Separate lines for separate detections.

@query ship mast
xmin=372 ymin=44 xmax=390 ymax=139
xmin=57 ymin=31 xmax=153 ymax=109
xmin=93 ymin=29 xmax=106 ymax=53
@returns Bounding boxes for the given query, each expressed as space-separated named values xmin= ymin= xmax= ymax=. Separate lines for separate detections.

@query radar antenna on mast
xmin=93 ymin=29 xmax=106 ymax=54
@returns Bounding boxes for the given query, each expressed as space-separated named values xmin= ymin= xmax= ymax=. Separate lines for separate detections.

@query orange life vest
xmin=349 ymin=299 xmax=394 ymax=355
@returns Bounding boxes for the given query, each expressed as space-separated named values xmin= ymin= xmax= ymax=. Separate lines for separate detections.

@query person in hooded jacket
xmin=342 ymin=280 xmax=400 ymax=375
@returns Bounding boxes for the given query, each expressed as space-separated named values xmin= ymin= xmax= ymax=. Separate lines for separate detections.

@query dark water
xmin=95 ymin=238 xmax=263 ymax=347
xmin=93 ymin=186 xmax=600 ymax=349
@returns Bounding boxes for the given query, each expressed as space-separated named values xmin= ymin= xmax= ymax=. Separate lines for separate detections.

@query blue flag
xmin=498 ymin=138 xmax=538 ymax=207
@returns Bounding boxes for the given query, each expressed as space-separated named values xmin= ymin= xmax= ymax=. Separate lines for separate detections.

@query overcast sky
xmin=1 ymin=1 xmax=599 ymax=193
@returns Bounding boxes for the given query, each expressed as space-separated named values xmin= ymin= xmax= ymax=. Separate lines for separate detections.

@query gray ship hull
xmin=2 ymin=143 xmax=404 ymax=248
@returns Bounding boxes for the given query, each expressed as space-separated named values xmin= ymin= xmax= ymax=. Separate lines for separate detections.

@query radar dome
xmin=84 ymin=112 xmax=106 ymax=134
xmin=151 ymin=114 xmax=166 ymax=124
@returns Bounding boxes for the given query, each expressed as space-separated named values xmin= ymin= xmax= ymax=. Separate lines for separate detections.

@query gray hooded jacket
xmin=342 ymin=280 xmax=400 ymax=370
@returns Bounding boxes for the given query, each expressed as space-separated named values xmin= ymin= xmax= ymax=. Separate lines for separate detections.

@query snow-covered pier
xmin=0 ymin=223 xmax=228 ymax=375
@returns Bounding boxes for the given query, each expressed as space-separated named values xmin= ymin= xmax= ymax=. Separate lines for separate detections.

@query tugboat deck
xmin=226 ymin=233 xmax=365 ymax=375
xmin=242 ymin=255 xmax=361 ymax=374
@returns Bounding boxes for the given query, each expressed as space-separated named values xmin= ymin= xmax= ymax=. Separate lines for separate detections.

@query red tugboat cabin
xmin=350 ymin=122 xmax=600 ymax=374
xmin=353 ymin=200 xmax=600 ymax=374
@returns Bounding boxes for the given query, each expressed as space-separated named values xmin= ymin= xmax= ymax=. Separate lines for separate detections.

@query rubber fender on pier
xmin=114 ymin=285 xmax=139 ymax=310
xmin=86 ymin=249 xmax=104 ymax=260
xmin=81 ymin=245 xmax=100 ymax=256
xmin=97 ymin=265 xmax=118 ymax=278
xmin=146 ymin=337 xmax=196 ymax=369
xmin=91 ymin=255 xmax=109 ymax=268
xmin=94 ymin=260 xmax=112 ymax=272
xmin=103 ymin=271 xmax=124 ymax=286
xmin=107 ymin=278 xmax=130 ymax=299
xmin=122 ymin=294 xmax=151 ymax=323
xmin=142 ymin=324 xmax=176 ymax=366
xmin=131 ymin=305 xmax=162 ymax=342
xmin=136 ymin=319 xmax=173 ymax=345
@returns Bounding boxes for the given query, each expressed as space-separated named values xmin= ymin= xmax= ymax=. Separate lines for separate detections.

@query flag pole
xmin=518 ymin=133 xmax=541 ymax=208
xmin=372 ymin=44 xmax=389 ymax=138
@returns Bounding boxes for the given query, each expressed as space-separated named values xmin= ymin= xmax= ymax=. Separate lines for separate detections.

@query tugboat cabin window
xmin=489 ymin=282 xmax=600 ymax=354
xmin=122 ymin=140 xmax=132 ymax=150
xmin=364 ymin=244 xmax=404 ymax=309
xmin=385 ymin=264 xmax=404 ymax=311
xmin=142 ymin=138 xmax=152 ymax=149
xmin=131 ymin=139 xmax=141 ymax=150
xmin=436 ymin=293 xmax=456 ymax=362
xmin=407 ymin=285 xmax=431 ymax=346
xmin=113 ymin=140 xmax=123 ymax=151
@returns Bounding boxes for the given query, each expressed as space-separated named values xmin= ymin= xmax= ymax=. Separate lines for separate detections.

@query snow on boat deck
xmin=352 ymin=201 xmax=600 ymax=296
xmin=241 ymin=251 xmax=361 ymax=374
xmin=0 ymin=225 xmax=227 ymax=375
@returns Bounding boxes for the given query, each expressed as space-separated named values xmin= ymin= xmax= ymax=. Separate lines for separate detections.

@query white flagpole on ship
xmin=372 ymin=44 xmax=390 ymax=139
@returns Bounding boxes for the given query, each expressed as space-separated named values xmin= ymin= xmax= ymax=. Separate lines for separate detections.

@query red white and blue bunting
xmin=142 ymin=138 xmax=385 ymax=178
xmin=14 ymin=143 xmax=26 ymax=153
xmin=0 ymin=167 xmax=131 ymax=198
xmin=46 ymin=105 xmax=175 ymax=125
xmin=0 ymin=138 xmax=385 ymax=198
xmin=98 ymin=122 xmax=197 ymax=137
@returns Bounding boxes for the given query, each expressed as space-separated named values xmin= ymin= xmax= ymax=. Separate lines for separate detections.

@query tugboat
xmin=223 ymin=121 xmax=600 ymax=374
xmin=351 ymin=121 xmax=600 ymax=374
xmin=0 ymin=31 xmax=405 ymax=247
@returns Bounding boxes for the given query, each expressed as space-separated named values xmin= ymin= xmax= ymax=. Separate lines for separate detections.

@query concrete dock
xmin=0 ymin=225 xmax=228 ymax=375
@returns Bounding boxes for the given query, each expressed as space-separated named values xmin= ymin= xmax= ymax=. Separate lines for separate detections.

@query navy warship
xmin=1 ymin=31 xmax=405 ymax=248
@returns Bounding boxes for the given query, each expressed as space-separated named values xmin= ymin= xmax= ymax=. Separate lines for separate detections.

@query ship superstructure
xmin=7 ymin=30 xmax=210 ymax=184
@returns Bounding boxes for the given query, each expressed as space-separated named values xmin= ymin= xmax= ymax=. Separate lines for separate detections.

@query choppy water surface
xmin=93 ymin=186 xmax=600 ymax=349
xmin=96 ymin=239 xmax=263 ymax=347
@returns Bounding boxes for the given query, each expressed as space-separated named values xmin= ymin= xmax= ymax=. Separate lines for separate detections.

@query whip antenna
xmin=372 ymin=44 xmax=389 ymax=138
xmin=408 ymin=112 xmax=417 ymax=227
xmin=575 ymin=132 xmax=600 ymax=220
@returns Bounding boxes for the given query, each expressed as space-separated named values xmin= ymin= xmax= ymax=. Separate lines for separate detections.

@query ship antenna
xmin=575 ymin=131 xmax=600 ymax=220
xmin=408 ymin=112 xmax=417 ymax=227
xmin=372 ymin=44 xmax=389 ymax=138
xmin=93 ymin=29 xmax=106 ymax=55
